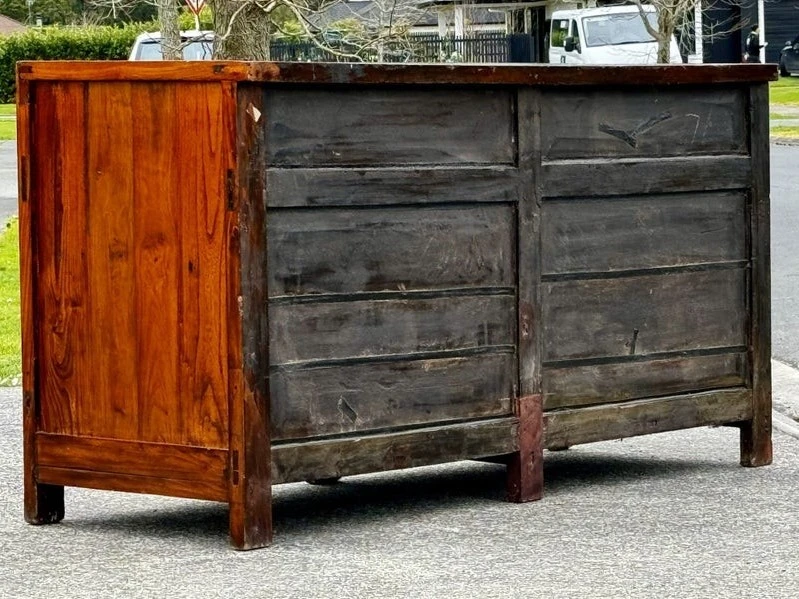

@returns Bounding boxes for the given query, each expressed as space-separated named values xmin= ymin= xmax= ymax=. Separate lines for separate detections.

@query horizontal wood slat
xmin=265 ymin=166 xmax=519 ymax=208
xmin=543 ymin=269 xmax=747 ymax=362
xmin=36 ymin=433 xmax=228 ymax=483
xmin=271 ymin=417 xmax=519 ymax=484
xmin=544 ymin=388 xmax=752 ymax=449
xmin=543 ymin=352 xmax=748 ymax=410
xmin=268 ymin=204 xmax=515 ymax=296
xmin=36 ymin=467 xmax=227 ymax=502
xmin=540 ymin=88 xmax=747 ymax=160
xmin=265 ymin=88 xmax=515 ymax=166
xmin=541 ymin=192 xmax=747 ymax=275
xmin=270 ymin=353 xmax=516 ymax=440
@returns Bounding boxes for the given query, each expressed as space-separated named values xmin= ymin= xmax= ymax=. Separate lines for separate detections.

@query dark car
xmin=780 ymin=36 xmax=799 ymax=76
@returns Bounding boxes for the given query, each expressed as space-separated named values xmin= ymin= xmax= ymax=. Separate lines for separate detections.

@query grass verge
xmin=772 ymin=126 xmax=799 ymax=139
xmin=0 ymin=219 xmax=20 ymax=385
xmin=0 ymin=104 xmax=15 ymax=116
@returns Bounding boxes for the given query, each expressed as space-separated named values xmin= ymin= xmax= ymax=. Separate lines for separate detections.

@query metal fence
xmin=270 ymin=33 xmax=513 ymax=64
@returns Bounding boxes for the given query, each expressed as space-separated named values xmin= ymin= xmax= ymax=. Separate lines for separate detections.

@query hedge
xmin=0 ymin=24 xmax=152 ymax=103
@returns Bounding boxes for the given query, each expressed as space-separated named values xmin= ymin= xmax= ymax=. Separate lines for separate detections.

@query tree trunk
xmin=158 ymin=0 xmax=182 ymax=60
xmin=212 ymin=0 xmax=272 ymax=60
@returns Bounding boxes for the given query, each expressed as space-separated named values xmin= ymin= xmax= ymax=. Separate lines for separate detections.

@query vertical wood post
xmin=18 ymin=76 xmax=65 ymax=524
xmin=741 ymin=83 xmax=772 ymax=467
xmin=507 ymin=88 xmax=544 ymax=501
xmin=229 ymin=83 xmax=272 ymax=548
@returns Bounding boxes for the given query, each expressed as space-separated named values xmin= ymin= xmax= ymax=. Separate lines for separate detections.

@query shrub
xmin=0 ymin=24 xmax=153 ymax=102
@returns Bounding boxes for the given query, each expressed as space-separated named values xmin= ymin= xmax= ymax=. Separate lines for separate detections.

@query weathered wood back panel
xmin=26 ymin=80 xmax=234 ymax=448
xmin=262 ymin=86 xmax=518 ymax=441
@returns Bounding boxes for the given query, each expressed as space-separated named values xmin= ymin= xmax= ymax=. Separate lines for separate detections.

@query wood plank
xmin=265 ymin=88 xmax=515 ymax=166
xmin=265 ymin=166 xmax=519 ymax=208
xmin=541 ymin=192 xmax=747 ymax=275
xmin=507 ymin=395 xmax=543 ymax=503
xmin=33 ymin=81 xmax=89 ymax=436
xmin=544 ymin=352 xmax=748 ymax=410
xmin=271 ymin=417 xmax=519 ymax=484
xmin=18 ymin=62 xmax=778 ymax=86
xmin=36 ymin=467 xmax=227 ymax=502
xmin=541 ymin=155 xmax=751 ymax=198
xmin=176 ymin=82 xmax=229 ymax=449
xmin=132 ymin=82 xmax=181 ymax=444
xmin=540 ymin=88 xmax=747 ymax=160
xmin=270 ymin=295 xmax=515 ymax=365
xmin=741 ymin=83 xmax=772 ymax=467
xmin=230 ymin=82 xmax=272 ymax=550
xmin=271 ymin=353 xmax=516 ymax=440
xmin=36 ymin=434 xmax=228 ymax=482
xmin=543 ymin=269 xmax=747 ymax=362
xmin=544 ymin=388 xmax=752 ymax=449
xmin=268 ymin=204 xmax=515 ymax=297
xmin=84 ymin=82 xmax=139 ymax=440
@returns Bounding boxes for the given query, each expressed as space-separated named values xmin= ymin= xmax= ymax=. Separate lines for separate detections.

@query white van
xmin=128 ymin=30 xmax=214 ymax=60
xmin=549 ymin=5 xmax=681 ymax=65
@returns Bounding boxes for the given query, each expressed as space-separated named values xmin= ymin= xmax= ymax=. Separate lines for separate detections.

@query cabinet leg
xmin=740 ymin=417 xmax=772 ymax=467
xmin=507 ymin=394 xmax=543 ymax=503
xmin=25 ymin=482 xmax=64 ymax=524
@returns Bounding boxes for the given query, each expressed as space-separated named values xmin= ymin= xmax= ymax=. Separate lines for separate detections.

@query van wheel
xmin=780 ymin=60 xmax=790 ymax=77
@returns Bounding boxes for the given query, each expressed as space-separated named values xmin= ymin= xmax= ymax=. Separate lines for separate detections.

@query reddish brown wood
xmin=36 ymin=434 xmax=228 ymax=483
xmin=37 ymin=468 xmax=227 ymax=502
xmin=17 ymin=61 xmax=251 ymax=81
xmin=507 ymin=394 xmax=543 ymax=503
xmin=229 ymin=83 xmax=272 ymax=550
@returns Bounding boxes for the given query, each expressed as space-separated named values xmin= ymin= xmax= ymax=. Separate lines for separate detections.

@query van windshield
xmin=137 ymin=39 xmax=214 ymax=60
xmin=582 ymin=12 xmax=657 ymax=47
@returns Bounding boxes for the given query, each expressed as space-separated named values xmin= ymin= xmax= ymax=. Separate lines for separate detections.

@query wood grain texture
xmin=543 ymin=269 xmax=747 ymax=363
xmin=507 ymin=395 xmax=543 ymax=503
xmin=270 ymin=295 xmax=515 ymax=365
xmin=268 ymin=205 xmax=515 ymax=297
xmin=741 ymin=83 xmax=772 ymax=467
xmin=36 ymin=467 xmax=227 ymax=502
xmin=230 ymin=83 xmax=272 ymax=550
xmin=33 ymin=82 xmax=89 ymax=436
xmin=540 ymin=88 xmax=747 ymax=160
xmin=85 ymin=82 xmax=138 ymax=440
xmin=543 ymin=352 xmax=748 ymax=410
xmin=36 ymin=433 xmax=228 ymax=482
xmin=541 ymin=192 xmax=747 ymax=275
xmin=265 ymin=87 xmax=515 ymax=166
xmin=544 ymin=388 xmax=752 ymax=449
xmin=271 ymin=417 xmax=519 ymax=484
xmin=541 ymin=155 xmax=751 ymax=198
xmin=265 ymin=166 xmax=519 ymax=208
xmin=271 ymin=354 xmax=516 ymax=440
xmin=18 ymin=62 xmax=778 ymax=86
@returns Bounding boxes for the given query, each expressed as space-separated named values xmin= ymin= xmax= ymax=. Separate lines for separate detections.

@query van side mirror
xmin=565 ymin=36 xmax=579 ymax=52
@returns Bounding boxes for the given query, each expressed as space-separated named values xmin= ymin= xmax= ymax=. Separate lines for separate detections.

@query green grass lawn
xmin=0 ymin=104 xmax=15 ymax=116
xmin=0 ymin=219 xmax=21 ymax=385
xmin=771 ymin=75 xmax=799 ymax=105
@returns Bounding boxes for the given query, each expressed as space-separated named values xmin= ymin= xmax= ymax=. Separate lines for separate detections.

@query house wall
xmin=764 ymin=0 xmax=799 ymax=64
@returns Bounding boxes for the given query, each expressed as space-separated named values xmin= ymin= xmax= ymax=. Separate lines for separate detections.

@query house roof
xmin=0 ymin=14 xmax=26 ymax=35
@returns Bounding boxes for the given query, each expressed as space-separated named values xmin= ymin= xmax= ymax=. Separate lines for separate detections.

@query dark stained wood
xmin=741 ymin=83 xmax=773 ymax=467
xmin=270 ymin=295 xmax=515 ymax=365
xmin=229 ymin=83 xmax=272 ymax=550
xmin=544 ymin=353 xmax=748 ymax=410
xmin=541 ymin=192 xmax=747 ymax=275
xmin=266 ymin=166 xmax=519 ymax=208
xmin=85 ymin=82 xmax=139 ymax=440
xmin=18 ymin=61 xmax=778 ymax=86
xmin=37 ymin=467 xmax=227 ymax=502
xmin=265 ymin=88 xmax=515 ymax=167
xmin=544 ymin=388 xmax=753 ymax=449
xmin=542 ymin=269 xmax=747 ymax=363
xmin=507 ymin=395 xmax=543 ymax=503
xmin=542 ymin=155 xmax=751 ymax=198
xmin=540 ymin=88 xmax=747 ymax=160
xmin=36 ymin=434 xmax=228 ymax=482
xmin=268 ymin=205 xmax=515 ymax=297
xmin=33 ymin=81 xmax=89 ymax=436
xmin=271 ymin=417 xmax=519 ymax=484
xmin=271 ymin=354 xmax=515 ymax=440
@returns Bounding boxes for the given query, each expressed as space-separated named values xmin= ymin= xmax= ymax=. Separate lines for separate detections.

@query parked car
xmin=780 ymin=37 xmax=799 ymax=76
xmin=129 ymin=30 xmax=214 ymax=60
